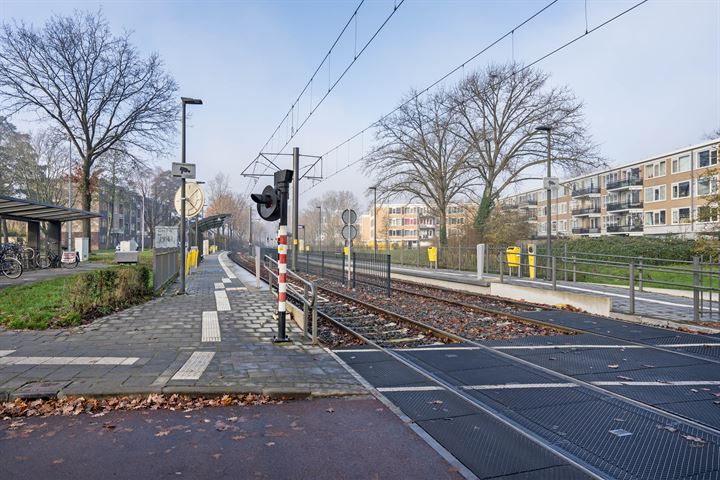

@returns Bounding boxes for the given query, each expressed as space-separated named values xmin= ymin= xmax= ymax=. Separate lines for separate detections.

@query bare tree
xmin=452 ymin=63 xmax=602 ymax=230
xmin=15 ymin=130 xmax=71 ymax=206
xmin=206 ymin=173 xmax=250 ymax=244
xmin=300 ymin=190 xmax=359 ymax=249
xmin=0 ymin=11 xmax=179 ymax=250
xmin=364 ymin=90 xmax=470 ymax=246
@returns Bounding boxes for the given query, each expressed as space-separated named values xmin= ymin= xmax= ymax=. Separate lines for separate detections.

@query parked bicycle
xmin=0 ymin=247 xmax=23 ymax=279
xmin=37 ymin=242 xmax=79 ymax=269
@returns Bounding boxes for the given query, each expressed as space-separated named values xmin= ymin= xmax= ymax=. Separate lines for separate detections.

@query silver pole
xmin=68 ymin=137 xmax=72 ymax=252
xmin=292 ymin=147 xmax=299 ymax=270
xmin=546 ymin=128 xmax=552 ymax=271
xmin=180 ymin=102 xmax=187 ymax=294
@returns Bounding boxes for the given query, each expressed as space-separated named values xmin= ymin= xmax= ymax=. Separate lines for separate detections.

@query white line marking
xmin=214 ymin=282 xmax=225 ymax=290
xmin=202 ymin=311 xmax=221 ymax=342
xmin=171 ymin=351 xmax=215 ymax=381
xmin=512 ymin=278 xmax=691 ymax=308
xmin=663 ymin=343 xmax=720 ymax=348
xmin=215 ymin=289 xmax=231 ymax=311
xmin=593 ymin=380 xmax=720 ymax=387
xmin=222 ymin=277 xmax=231 ymax=284
xmin=377 ymin=386 xmax=445 ymax=392
xmin=333 ymin=349 xmax=382 ymax=354
xmin=0 ymin=350 xmax=15 ymax=357
xmin=463 ymin=383 xmax=578 ymax=390
xmin=218 ymin=254 xmax=237 ymax=279
xmin=494 ymin=345 xmax=644 ymax=350
xmin=394 ymin=347 xmax=482 ymax=352
xmin=0 ymin=356 xmax=138 ymax=366
xmin=225 ymin=287 xmax=247 ymax=291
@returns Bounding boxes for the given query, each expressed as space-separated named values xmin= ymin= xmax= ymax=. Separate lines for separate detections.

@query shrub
xmin=70 ymin=265 xmax=152 ymax=318
xmin=547 ymin=236 xmax=697 ymax=261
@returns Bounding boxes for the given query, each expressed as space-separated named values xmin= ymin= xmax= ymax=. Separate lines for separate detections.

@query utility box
xmin=527 ymin=244 xmax=537 ymax=279
xmin=74 ymin=237 xmax=89 ymax=262
xmin=506 ymin=246 xmax=520 ymax=269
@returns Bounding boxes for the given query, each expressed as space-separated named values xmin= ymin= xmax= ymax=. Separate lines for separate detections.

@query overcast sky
xmin=1 ymin=0 xmax=719 ymax=211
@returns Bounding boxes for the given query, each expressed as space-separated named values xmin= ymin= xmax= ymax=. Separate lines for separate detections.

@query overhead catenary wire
xmin=242 ymin=0 xmax=406 ymax=194
xmin=302 ymin=0 xmax=650 ymax=195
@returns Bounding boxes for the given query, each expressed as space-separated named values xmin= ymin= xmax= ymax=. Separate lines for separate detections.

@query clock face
xmin=174 ymin=183 xmax=205 ymax=217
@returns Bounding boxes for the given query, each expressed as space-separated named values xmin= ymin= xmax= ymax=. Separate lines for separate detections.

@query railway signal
xmin=250 ymin=169 xmax=293 ymax=343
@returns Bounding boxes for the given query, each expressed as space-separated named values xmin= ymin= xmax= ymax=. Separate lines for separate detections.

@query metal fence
xmin=153 ymin=247 xmax=179 ymax=292
xmin=293 ymin=250 xmax=392 ymax=297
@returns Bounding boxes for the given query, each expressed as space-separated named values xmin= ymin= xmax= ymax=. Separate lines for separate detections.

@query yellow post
xmin=528 ymin=244 xmax=536 ymax=279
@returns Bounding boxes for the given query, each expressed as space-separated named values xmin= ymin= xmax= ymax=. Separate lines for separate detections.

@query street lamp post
xmin=369 ymin=186 xmax=377 ymax=257
xmin=536 ymin=125 xmax=553 ymax=274
xmin=316 ymin=205 xmax=322 ymax=251
xmin=180 ymin=96 xmax=203 ymax=295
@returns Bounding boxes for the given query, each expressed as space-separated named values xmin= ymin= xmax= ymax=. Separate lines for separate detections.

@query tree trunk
xmin=81 ymin=159 xmax=93 ymax=252
xmin=473 ymin=189 xmax=493 ymax=233
xmin=439 ymin=209 xmax=448 ymax=247
xmin=1 ymin=217 xmax=7 ymax=243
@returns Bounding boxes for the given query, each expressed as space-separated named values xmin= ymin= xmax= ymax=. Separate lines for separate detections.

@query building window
xmin=697 ymin=176 xmax=718 ymax=196
xmin=645 ymin=160 xmax=666 ymax=179
xmin=672 ymin=155 xmax=691 ymax=174
xmin=697 ymin=206 xmax=719 ymax=223
xmin=644 ymin=185 xmax=666 ymax=202
xmin=671 ymin=207 xmax=691 ymax=224
xmin=697 ymin=150 xmax=718 ymax=168
xmin=672 ymin=181 xmax=691 ymax=199
xmin=644 ymin=210 xmax=666 ymax=226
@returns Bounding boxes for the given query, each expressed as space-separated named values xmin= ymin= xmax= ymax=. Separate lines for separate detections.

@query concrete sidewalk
xmin=0 ymin=252 xmax=365 ymax=400
xmin=0 ymin=261 xmax=110 ymax=290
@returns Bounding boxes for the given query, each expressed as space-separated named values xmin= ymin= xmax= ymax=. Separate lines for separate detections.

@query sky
xmin=1 ymin=0 xmax=719 ymax=212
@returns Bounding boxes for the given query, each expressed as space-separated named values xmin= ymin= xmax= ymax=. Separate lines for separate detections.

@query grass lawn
xmin=90 ymin=249 xmax=154 ymax=267
xmin=0 ymin=264 xmax=155 ymax=330
xmin=0 ymin=275 xmax=82 ymax=329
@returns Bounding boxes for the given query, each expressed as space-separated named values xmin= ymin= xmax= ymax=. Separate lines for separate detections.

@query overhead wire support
xmin=302 ymin=0 xmax=650 ymax=194
xmin=242 ymin=0 xmax=406 ymax=192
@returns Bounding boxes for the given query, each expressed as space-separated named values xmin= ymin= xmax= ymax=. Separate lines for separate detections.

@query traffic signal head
xmin=251 ymin=185 xmax=281 ymax=221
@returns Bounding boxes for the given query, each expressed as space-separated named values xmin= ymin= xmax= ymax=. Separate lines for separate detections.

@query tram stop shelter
xmin=189 ymin=213 xmax=231 ymax=253
xmin=0 ymin=195 xmax=101 ymax=258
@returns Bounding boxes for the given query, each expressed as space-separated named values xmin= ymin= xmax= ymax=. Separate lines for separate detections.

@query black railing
xmin=607 ymin=224 xmax=643 ymax=233
xmin=606 ymin=201 xmax=643 ymax=211
xmin=571 ymin=207 xmax=601 ymax=216
xmin=572 ymin=227 xmax=601 ymax=234
xmin=297 ymin=251 xmax=391 ymax=296
xmin=606 ymin=177 xmax=643 ymax=190
xmin=571 ymin=186 xmax=601 ymax=197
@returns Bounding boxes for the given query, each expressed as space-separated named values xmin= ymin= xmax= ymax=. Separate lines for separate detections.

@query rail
xmin=263 ymin=254 xmax=318 ymax=344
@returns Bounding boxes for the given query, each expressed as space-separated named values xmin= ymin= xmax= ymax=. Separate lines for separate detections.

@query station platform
xmin=0 ymin=252 xmax=365 ymax=400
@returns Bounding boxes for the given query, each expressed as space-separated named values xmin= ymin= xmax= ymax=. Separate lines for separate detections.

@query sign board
xmin=61 ymin=252 xmax=77 ymax=263
xmin=341 ymin=209 xmax=357 ymax=225
xmin=174 ymin=182 xmax=205 ymax=217
xmin=543 ymin=177 xmax=560 ymax=191
xmin=342 ymin=225 xmax=357 ymax=240
xmin=172 ymin=162 xmax=196 ymax=179
xmin=155 ymin=226 xmax=178 ymax=249
xmin=427 ymin=247 xmax=437 ymax=263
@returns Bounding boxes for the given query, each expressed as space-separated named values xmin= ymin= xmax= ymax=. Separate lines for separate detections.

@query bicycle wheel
xmin=2 ymin=258 xmax=23 ymax=279
xmin=37 ymin=255 xmax=51 ymax=269
xmin=62 ymin=254 xmax=79 ymax=269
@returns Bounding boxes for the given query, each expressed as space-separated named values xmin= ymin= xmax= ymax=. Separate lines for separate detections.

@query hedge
xmin=69 ymin=265 xmax=152 ymax=318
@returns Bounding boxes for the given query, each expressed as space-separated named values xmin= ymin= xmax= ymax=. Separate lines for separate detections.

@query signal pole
xmin=291 ymin=147 xmax=299 ymax=270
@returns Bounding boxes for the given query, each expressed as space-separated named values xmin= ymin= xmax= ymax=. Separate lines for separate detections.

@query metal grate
xmin=347 ymin=359 xmax=434 ymax=388
xmin=382 ymin=390 xmax=478 ymax=421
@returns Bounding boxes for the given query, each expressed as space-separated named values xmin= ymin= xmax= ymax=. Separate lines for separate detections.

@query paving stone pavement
xmin=0 ymin=253 xmax=365 ymax=400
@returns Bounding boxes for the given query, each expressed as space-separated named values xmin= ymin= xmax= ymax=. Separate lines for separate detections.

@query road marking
xmin=215 ymin=289 xmax=231 ymax=311
xmin=593 ymin=380 xmax=720 ymax=386
xmin=218 ymin=254 xmax=237 ymax=279
xmin=464 ymin=383 xmax=578 ymax=390
xmin=511 ymin=278 xmax=691 ymax=308
xmin=376 ymin=386 xmax=445 ymax=392
xmin=0 ymin=356 xmax=139 ymax=366
xmin=494 ymin=345 xmax=644 ymax=350
xmin=214 ymin=282 xmax=225 ymax=289
xmin=226 ymin=287 xmax=247 ymax=291
xmin=202 ymin=311 xmax=221 ymax=342
xmin=332 ymin=349 xmax=382 ymax=353
xmin=395 ymin=346 xmax=482 ymax=352
xmin=171 ymin=351 xmax=215 ymax=381
xmin=0 ymin=350 xmax=15 ymax=357
xmin=663 ymin=343 xmax=720 ymax=348
xmin=222 ymin=277 xmax=231 ymax=284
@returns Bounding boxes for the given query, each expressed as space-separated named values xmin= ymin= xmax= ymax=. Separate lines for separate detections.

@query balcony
xmin=606 ymin=177 xmax=643 ymax=191
xmin=525 ymin=215 xmax=538 ymax=222
xmin=572 ymin=227 xmax=601 ymax=235
xmin=520 ymin=198 xmax=538 ymax=206
xmin=607 ymin=224 xmax=643 ymax=234
xmin=571 ymin=206 xmax=601 ymax=216
xmin=606 ymin=200 xmax=643 ymax=212
xmin=571 ymin=186 xmax=601 ymax=197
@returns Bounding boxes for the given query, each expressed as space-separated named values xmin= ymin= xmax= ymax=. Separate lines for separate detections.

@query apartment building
xmin=501 ymin=139 xmax=720 ymax=238
xmin=358 ymin=202 xmax=474 ymax=248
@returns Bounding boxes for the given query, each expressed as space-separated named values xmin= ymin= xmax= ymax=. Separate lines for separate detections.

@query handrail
xmin=263 ymin=254 xmax=318 ymax=344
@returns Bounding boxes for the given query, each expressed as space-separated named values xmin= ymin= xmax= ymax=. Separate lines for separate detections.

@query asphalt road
xmin=1 ymin=396 xmax=462 ymax=480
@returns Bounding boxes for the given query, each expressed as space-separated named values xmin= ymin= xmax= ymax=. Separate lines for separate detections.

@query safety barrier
xmin=153 ymin=247 xmax=179 ymax=292
xmin=293 ymin=250 xmax=391 ymax=297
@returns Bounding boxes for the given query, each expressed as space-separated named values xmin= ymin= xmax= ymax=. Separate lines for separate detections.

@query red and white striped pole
xmin=276 ymin=224 xmax=289 ymax=342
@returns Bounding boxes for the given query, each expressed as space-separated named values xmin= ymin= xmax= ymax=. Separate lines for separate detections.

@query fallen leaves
xmin=0 ymin=393 xmax=277 ymax=418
